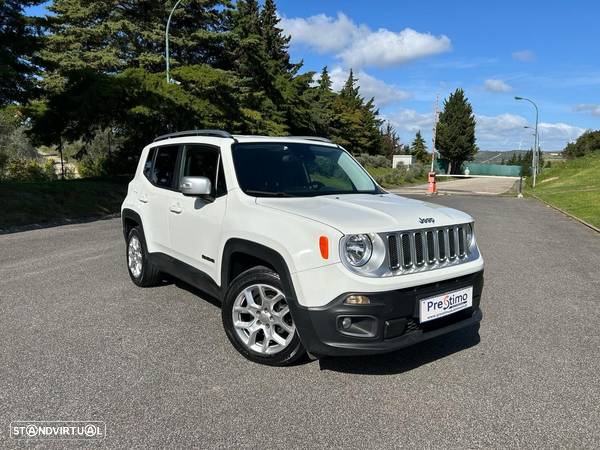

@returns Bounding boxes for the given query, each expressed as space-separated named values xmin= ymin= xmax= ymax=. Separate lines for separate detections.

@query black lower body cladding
xmin=292 ymin=270 xmax=484 ymax=357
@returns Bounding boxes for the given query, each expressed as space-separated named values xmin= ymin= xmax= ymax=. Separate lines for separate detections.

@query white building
xmin=392 ymin=154 xmax=414 ymax=168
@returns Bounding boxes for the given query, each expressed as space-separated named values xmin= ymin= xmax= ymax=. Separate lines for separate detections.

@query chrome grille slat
xmin=401 ymin=233 xmax=411 ymax=268
xmin=388 ymin=234 xmax=400 ymax=270
xmin=409 ymin=233 xmax=417 ymax=268
xmin=386 ymin=224 xmax=472 ymax=274
xmin=448 ymin=227 xmax=456 ymax=260
xmin=414 ymin=232 xmax=424 ymax=266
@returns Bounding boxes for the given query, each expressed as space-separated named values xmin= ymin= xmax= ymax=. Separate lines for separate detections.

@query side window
xmin=216 ymin=159 xmax=227 ymax=196
xmin=153 ymin=146 xmax=179 ymax=189
xmin=181 ymin=145 xmax=227 ymax=196
xmin=143 ymin=147 xmax=157 ymax=181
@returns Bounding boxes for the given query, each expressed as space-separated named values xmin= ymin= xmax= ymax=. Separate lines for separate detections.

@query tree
xmin=260 ymin=0 xmax=291 ymax=71
xmin=410 ymin=130 xmax=429 ymax=164
xmin=562 ymin=130 xmax=600 ymax=158
xmin=0 ymin=1 xmax=45 ymax=105
xmin=435 ymin=88 xmax=478 ymax=173
xmin=330 ymin=70 xmax=382 ymax=154
xmin=381 ymin=122 xmax=400 ymax=161
xmin=41 ymin=0 xmax=229 ymax=75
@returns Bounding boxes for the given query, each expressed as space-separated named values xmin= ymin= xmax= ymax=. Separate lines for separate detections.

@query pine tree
xmin=330 ymin=70 xmax=382 ymax=154
xmin=0 ymin=0 xmax=45 ymax=105
xmin=260 ymin=0 xmax=291 ymax=70
xmin=410 ymin=130 xmax=429 ymax=164
xmin=435 ymin=88 xmax=478 ymax=173
xmin=381 ymin=122 xmax=400 ymax=161
xmin=318 ymin=66 xmax=332 ymax=92
xmin=41 ymin=0 xmax=229 ymax=75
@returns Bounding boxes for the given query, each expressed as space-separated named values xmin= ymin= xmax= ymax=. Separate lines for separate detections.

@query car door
xmin=169 ymin=144 xmax=227 ymax=281
xmin=142 ymin=144 xmax=181 ymax=254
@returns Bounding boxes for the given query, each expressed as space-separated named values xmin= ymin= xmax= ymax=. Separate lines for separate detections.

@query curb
xmin=530 ymin=194 xmax=600 ymax=234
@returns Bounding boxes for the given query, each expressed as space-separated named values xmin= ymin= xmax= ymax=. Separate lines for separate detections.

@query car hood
xmin=256 ymin=193 xmax=473 ymax=234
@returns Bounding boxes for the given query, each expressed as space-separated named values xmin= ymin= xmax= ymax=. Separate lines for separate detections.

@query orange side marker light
xmin=319 ymin=236 xmax=329 ymax=259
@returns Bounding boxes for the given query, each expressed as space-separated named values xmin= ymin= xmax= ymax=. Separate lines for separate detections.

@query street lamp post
xmin=515 ymin=96 xmax=539 ymax=187
xmin=166 ymin=0 xmax=184 ymax=84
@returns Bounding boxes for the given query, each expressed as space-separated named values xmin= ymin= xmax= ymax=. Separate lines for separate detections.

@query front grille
xmin=387 ymin=225 xmax=471 ymax=273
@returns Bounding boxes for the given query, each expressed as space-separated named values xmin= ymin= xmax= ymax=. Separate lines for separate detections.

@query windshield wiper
xmin=245 ymin=190 xmax=294 ymax=197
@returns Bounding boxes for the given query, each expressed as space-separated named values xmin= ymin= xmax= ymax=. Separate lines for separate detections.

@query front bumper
xmin=292 ymin=270 xmax=484 ymax=357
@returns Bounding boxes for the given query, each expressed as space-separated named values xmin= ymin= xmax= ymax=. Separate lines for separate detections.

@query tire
xmin=222 ymin=266 xmax=306 ymax=366
xmin=126 ymin=226 xmax=161 ymax=287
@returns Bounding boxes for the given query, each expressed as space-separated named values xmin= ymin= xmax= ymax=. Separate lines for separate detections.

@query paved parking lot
xmin=0 ymin=195 xmax=599 ymax=448
xmin=391 ymin=176 xmax=520 ymax=196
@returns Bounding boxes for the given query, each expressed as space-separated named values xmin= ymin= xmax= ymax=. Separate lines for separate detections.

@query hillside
xmin=473 ymin=150 xmax=563 ymax=164
xmin=530 ymin=153 xmax=600 ymax=228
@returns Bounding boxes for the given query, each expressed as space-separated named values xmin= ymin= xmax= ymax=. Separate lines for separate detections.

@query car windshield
xmin=231 ymin=142 xmax=379 ymax=197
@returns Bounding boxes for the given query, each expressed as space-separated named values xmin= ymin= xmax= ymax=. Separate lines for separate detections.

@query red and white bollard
xmin=427 ymin=171 xmax=437 ymax=194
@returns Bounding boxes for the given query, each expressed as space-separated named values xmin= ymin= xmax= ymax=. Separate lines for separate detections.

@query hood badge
xmin=419 ymin=217 xmax=435 ymax=224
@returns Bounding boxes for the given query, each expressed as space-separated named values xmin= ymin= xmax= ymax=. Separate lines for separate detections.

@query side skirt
xmin=148 ymin=252 xmax=223 ymax=301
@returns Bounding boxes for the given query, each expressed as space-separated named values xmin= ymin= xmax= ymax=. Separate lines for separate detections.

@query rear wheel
xmin=126 ymin=227 xmax=161 ymax=287
xmin=222 ymin=267 xmax=305 ymax=366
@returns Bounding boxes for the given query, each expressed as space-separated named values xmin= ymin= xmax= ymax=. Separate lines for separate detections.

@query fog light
xmin=344 ymin=295 xmax=370 ymax=305
xmin=341 ymin=318 xmax=352 ymax=329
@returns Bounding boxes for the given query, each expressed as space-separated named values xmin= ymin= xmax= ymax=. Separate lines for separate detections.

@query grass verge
xmin=0 ymin=177 xmax=128 ymax=230
xmin=528 ymin=153 xmax=600 ymax=229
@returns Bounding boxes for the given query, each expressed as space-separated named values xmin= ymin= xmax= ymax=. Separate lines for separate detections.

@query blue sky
xmin=27 ymin=1 xmax=600 ymax=150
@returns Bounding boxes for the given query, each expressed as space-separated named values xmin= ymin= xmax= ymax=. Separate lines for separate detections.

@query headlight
xmin=344 ymin=234 xmax=373 ymax=266
xmin=466 ymin=223 xmax=474 ymax=246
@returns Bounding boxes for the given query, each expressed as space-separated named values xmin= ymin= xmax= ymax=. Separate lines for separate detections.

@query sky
xmin=26 ymin=1 xmax=600 ymax=150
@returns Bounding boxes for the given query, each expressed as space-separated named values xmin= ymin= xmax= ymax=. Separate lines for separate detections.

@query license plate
xmin=419 ymin=286 xmax=473 ymax=323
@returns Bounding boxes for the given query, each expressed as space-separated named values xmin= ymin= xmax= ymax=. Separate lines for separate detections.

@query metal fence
xmin=434 ymin=160 xmax=522 ymax=177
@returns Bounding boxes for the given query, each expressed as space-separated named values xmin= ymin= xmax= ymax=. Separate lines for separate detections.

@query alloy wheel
xmin=128 ymin=235 xmax=143 ymax=279
xmin=232 ymin=284 xmax=295 ymax=355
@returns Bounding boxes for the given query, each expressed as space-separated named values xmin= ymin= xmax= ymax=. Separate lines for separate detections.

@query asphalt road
xmin=391 ymin=176 xmax=519 ymax=196
xmin=1 ymin=196 xmax=599 ymax=448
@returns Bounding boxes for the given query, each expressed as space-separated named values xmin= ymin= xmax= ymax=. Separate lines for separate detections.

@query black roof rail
xmin=153 ymin=129 xmax=234 ymax=142
xmin=287 ymin=136 xmax=333 ymax=143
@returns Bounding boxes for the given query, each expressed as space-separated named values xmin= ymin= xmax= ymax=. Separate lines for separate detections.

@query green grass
xmin=0 ymin=177 xmax=129 ymax=229
xmin=529 ymin=153 xmax=600 ymax=228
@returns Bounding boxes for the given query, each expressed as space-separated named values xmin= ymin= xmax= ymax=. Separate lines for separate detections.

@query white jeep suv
xmin=121 ymin=130 xmax=484 ymax=365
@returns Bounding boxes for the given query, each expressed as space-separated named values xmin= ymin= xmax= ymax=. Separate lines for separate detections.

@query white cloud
xmin=385 ymin=108 xmax=434 ymax=134
xmin=483 ymin=79 xmax=512 ymax=92
xmin=573 ymin=104 xmax=600 ymax=116
xmin=384 ymin=109 xmax=585 ymax=150
xmin=340 ymin=28 xmax=452 ymax=69
xmin=279 ymin=13 xmax=362 ymax=54
xmin=280 ymin=13 xmax=451 ymax=68
xmin=329 ymin=67 xmax=410 ymax=106
xmin=477 ymin=113 xmax=586 ymax=150
xmin=512 ymin=50 xmax=535 ymax=62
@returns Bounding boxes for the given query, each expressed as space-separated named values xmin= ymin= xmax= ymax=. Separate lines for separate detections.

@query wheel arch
xmin=122 ymin=208 xmax=143 ymax=241
xmin=221 ymin=239 xmax=298 ymax=303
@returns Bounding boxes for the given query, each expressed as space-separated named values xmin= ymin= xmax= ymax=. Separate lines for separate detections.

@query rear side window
xmin=143 ymin=147 xmax=156 ymax=181
xmin=152 ymin=146 xmax=179 ymax=189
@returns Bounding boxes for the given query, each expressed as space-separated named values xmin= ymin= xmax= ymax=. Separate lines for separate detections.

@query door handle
xmin=169 ymin=203 xmax=182 ymax=214
xmin=138 ymin=194 xmax=149 ymax=203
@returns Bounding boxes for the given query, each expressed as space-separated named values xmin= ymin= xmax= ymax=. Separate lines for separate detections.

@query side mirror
xmin=179 ymin=176 xmax=212 ymax=196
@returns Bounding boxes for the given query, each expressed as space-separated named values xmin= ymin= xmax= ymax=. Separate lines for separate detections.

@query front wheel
xmin=222 ymin=267 xmax=306 ymax=366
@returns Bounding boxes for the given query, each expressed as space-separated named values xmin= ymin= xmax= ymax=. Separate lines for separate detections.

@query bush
xmin=355 ymin=153 xmax=390 ymax=169
xmin=78 ymin=154 xmax=109 ymax=178
xmin=4 ymin=158 xmax=57 ymax=182
xmin=366 ymin=163 xmax=427 ymax=187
